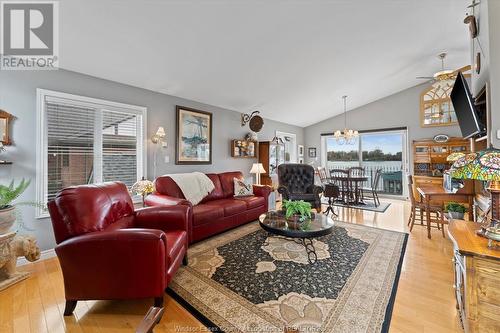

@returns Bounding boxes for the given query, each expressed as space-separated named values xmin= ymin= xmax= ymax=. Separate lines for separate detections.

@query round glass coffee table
xmin=258 ymin=211 xmax=335 ymax=263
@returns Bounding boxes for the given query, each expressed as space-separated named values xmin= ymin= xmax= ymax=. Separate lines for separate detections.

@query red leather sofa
xmin=145 ymin=171 xmax=272 ymax=243
xmin=48 ymin=182 xmax=189 ymax=315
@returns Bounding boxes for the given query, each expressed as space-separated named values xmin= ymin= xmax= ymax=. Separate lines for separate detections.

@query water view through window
xmin=323 ymin=130 xmax=406 ymax=195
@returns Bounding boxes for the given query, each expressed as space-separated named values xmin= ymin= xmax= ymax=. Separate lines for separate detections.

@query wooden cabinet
xmin=448 ymin=220 xmax=500 ymax=332
xmin=412 ymin=137 xmax=470 ymax=177
xmin=258 ymin=141 xmax=285 ymax=186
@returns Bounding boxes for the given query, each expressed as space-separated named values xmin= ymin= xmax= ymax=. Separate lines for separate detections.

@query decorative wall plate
xmin=433 ymin=134 xmax=450 ymax=143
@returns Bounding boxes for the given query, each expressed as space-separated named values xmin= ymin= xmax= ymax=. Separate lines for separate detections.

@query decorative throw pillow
xmin=233 ymin=178 xmax=254 ymax=197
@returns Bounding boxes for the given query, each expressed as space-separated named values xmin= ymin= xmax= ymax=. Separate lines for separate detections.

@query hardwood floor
xmin=0 ymin=199 xmax=462 ymax=332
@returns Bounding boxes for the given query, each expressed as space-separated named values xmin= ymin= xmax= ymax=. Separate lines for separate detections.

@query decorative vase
xmin=0 ymin=206 xmax=16 ymax=234
xmin=448 ymin=211 xmax=465 ymax=220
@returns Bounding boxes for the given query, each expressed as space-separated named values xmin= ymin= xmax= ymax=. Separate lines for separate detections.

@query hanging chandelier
xmin=333 ymin=95 xmax=358 ymax=145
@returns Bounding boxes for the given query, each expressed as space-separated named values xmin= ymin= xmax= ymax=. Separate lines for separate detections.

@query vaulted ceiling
xmin=59 ymin=0 xmax=470 ymax=127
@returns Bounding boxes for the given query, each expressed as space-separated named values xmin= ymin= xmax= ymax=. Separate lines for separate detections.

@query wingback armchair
xmin=277 ymin=163 xmax=323 ymax=211
xmin=48 ymin=182 xmax=189 ymax=316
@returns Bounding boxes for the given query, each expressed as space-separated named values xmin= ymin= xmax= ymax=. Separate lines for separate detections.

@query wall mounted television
xmin=450 ymin=72 xmax=486 ymax=139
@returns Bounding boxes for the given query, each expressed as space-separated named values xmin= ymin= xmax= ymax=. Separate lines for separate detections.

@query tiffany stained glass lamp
xmin=450 ymin=148 xmax=500 ymax=244
xmin=131 ymin=177 xmax=155 ymax=206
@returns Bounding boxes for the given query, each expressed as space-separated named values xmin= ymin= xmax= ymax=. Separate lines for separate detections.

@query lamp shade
xmin=450 ymin=148 xmax=500 ymax=181
xmin=130 ymin=177 xmax=155 ymax=195
xmin=446 ymin=152 xmax=466 ymax=162
xmin=250 ymin=163 xmax=266 ymax=174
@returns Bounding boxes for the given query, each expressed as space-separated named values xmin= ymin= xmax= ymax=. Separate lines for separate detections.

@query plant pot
xmin=447 ymin=211 xmax=465 ymax=220
xmin=285 ymin=212 xmax=315 ymax=223
xmin=0 ymin=206 xmax=16 ymax=234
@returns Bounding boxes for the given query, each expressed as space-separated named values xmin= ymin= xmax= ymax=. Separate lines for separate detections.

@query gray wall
xmin=471 ymin=0 xmax=499 ymax=147
xmin=486 ymin=0 xmax=499 ymax=147
xmin=303 ymin=82 xmax=463 ymax=168
xmin=0 ymin=69 xmax=303 ymax=251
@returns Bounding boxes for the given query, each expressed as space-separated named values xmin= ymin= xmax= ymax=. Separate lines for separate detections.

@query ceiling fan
xmin=416 ymin=52 xmax=470 ymax=88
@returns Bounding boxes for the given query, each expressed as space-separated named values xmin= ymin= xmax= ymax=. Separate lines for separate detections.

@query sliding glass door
xmin=321 ymin=129 xmax=407 ymax=197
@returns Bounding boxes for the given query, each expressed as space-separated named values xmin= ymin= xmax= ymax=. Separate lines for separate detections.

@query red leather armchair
xmin=48 ymin=182 xmax=189 ymax=316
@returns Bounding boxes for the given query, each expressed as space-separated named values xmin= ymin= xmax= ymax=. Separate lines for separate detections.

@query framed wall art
xmin=176 ymin=106 xmax=212 ymax=164
xmin=308 ymin=147 xmax=317 ymax=158
xmin=298 ymin=145 xmax=304 ymax=157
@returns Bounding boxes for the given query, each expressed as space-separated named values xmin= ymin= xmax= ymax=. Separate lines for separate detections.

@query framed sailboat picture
xmin=176 ymin=106 xmax=213 ymax=164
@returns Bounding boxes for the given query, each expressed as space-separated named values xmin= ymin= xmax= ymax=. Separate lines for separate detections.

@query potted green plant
xmin=446 ymin=202 xmax=467 ymax=220
xmin=0 ymin=179 xmax=31 ymax=234
xmin=282 ymin=200 xmax=313 ymax=222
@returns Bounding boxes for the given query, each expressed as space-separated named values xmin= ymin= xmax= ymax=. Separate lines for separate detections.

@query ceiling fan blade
xmin=453 ymin=65 xmax=472 ymax=74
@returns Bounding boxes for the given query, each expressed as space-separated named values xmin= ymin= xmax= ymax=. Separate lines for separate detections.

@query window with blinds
xmin=37 ymin=89 xmax=146 ymax=215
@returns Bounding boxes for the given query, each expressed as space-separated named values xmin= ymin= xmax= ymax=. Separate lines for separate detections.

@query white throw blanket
xmin=167 ymin=172 xmax=215 ymax=205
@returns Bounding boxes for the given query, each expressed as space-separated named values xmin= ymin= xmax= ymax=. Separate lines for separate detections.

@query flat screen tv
xmin=450 ymin=72 xmax=485 ymax=139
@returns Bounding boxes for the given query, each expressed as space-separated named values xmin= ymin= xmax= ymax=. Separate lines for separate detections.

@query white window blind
xmin=37 ymin=89 xmax=146 ymax=216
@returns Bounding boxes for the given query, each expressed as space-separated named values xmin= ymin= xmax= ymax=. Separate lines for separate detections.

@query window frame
xmin=320 ymin=128 xmax=409 ymax=198
xmin=36 ymin=88 xmax=147 ymax=218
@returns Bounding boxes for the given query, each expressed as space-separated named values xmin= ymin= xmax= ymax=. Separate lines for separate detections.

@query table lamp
xmin=131 ymin=177 xmax=155 ymax=206
xmin=250 ymin=163 xmax=266 ymax=185
xmin=450 ymin=147 xmax=500 ymax=244
xmin=446 ymin=152 xmax=466 ymax=162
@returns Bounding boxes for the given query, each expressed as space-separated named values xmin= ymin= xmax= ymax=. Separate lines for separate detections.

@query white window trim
xmin=36 ymin=88 xmax=147 ymax=218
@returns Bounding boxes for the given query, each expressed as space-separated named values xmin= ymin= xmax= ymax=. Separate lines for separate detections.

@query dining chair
xmin=317 ymin=166 xmax=330 ymax=184
xmin=330 ymin=169 xmax=350 ymax=203
xmin=407 ymin=175 xmax=446 ymax=237
xmin=348 ymin=167 xmax=366 ymax=203
xmin=362 ymin=168 xmax=382 ymax=207
xmin=316 ymin=167 xmax=339 ymax=216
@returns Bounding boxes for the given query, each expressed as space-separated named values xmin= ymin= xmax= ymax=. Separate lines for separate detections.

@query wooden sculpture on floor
xmin=0 ymin=233 xmax=40 ymax=291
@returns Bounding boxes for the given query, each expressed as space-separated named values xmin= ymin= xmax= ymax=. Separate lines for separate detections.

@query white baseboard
xmin=17 ymin=248 xmax=56 ymax=266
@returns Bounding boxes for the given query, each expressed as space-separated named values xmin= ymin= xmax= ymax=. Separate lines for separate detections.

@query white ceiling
xmin=59 ymin=0 xmax=471 ymax=127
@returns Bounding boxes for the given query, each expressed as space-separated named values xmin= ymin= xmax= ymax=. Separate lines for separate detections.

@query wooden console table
xmin=447 ymin=220 xmax=500 ymax=332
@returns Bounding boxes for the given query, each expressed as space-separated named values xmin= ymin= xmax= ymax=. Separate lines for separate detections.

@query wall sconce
xmin=151 ymin=126 xmax=166 ymax=146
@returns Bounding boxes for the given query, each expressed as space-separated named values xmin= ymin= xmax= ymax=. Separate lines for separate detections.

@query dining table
xmin=330 ymin=175 xmax=369 ymax=205
xmin=416 ymin=184 xmax=475 ymax=238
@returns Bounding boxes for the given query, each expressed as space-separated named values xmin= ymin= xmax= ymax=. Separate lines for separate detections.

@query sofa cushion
xmin=165 ymin=230 xmax=187 ymax=266
xmin=192 ymin=204 xmax=224 ymax=226
xmin=219 ymin=171 xmax=244 ymax=198
xmin=204 ymin=199 xmax=247 ymax=216
xmin=154 ymin=176 xmax=185 ymax=199
xmin=235 ymin=196 xmax=265 ymax=210
xmin=200 ymin=173 xmax=224 ymax=203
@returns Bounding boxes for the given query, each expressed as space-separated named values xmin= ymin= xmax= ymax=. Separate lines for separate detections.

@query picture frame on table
xmin=176 ymin=106 xmax=212 ymax=164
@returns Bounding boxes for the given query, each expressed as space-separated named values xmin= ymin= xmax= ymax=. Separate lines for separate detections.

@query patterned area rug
xmin=169 ymin=221 xmax=408 ymax=333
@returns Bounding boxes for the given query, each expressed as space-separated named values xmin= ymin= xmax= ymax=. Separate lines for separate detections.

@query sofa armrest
xmin=55 ymin=229 xmax=167 ymax=300
xmin=135 ymin=205 xmax=190 ymax=233
xmin=144 ymin=193 xmax=191 ymax=207
xmin=252 ymin=184 xmax=272 ymax=199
